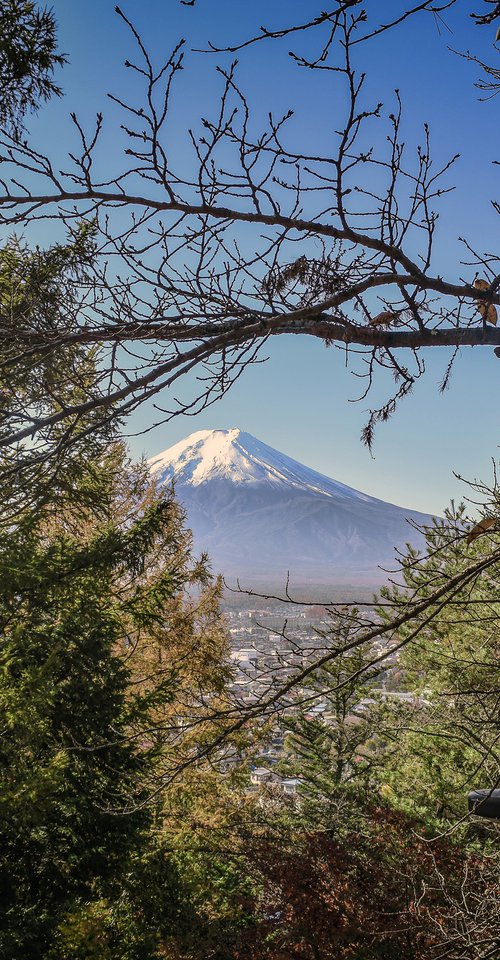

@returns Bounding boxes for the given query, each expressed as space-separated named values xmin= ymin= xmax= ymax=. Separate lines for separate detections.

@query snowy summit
xmin=148 ymin=428 xmax=435 ymax=588
xmin=149 ymin=428 xmax=370 ymax=501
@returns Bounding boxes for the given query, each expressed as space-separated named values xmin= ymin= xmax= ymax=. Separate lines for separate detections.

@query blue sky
xmin=27 ymin=2 xmax=500 ymax=514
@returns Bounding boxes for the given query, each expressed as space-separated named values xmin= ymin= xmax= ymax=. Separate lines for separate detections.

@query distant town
xmin=222 ymin=600 xmax=419 ymax=795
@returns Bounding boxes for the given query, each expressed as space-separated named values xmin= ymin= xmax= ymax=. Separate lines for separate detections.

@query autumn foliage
xmin=231 ymin=807 xmax=496 ymax=960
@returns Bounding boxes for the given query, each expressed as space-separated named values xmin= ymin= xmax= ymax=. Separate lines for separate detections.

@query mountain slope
xmin=150 ymin=429 xmax=434 ymax=587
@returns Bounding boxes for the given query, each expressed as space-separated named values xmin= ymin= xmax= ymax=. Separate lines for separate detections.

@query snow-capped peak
xmin=149 ymin=428 xmax=371 ymax=502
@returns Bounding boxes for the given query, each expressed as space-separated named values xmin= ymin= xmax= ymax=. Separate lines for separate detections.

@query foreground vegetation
xmin=0 ymin=3 xmax=499 ymax=958
xmin=1 ymin=413 xmax=499 ymax=958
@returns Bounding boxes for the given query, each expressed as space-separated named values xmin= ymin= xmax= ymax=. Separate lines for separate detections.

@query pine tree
xmin=0 ymin=0 xmax=65 ymax=138
xmin=0 ymin=228 xmax=116 ymax=519
xmin=0 ymin=441 xmax=231 ymax=958
xmin=377 ymin=500 xmax=500 ymax=832
xmin=278 ymin=620 xmax=384 ymax=829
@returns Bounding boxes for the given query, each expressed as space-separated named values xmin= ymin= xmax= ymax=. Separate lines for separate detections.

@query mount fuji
xmin=149 ymin=429 xmax=434 ymax=588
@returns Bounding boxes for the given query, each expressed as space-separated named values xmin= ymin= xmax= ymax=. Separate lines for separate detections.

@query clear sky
xmin=25 ymin=2 xmax=500 ymax=514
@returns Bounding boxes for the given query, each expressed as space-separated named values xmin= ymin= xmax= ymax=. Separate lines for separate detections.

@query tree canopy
xmin=0 ymin=436 xmax=235 ymax=957
xmin=0 ymin=0 xmax=65 ymax=139
xmin=0 ymin=6 xmax=499 ymax=959
xmin=0 ymin=1 xmax=499 ymax=474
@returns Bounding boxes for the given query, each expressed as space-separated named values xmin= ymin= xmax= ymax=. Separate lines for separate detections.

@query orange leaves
xmin=466 ymin=516 xmax=497 ymax=544
xmin=474 ymin=279 xmax=498 ymax=326
xmin=369 ymin=310 xmax=398 ymax=327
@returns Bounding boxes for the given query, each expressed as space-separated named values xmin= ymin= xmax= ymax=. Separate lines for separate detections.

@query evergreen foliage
xmin=377 ymin=502 xmax=500 ymax=832
xmin=277 ymin=627 xmax=383 ymax=828
xmin=0 ymin=440 xmax=231 ymax=958
xmin=0 ymin=4 xmax=499 ymax=959
xmin=0 ymin=0 xmax=65 ymax=139
xmin=0 ymin=227 xmax=117 ymax=518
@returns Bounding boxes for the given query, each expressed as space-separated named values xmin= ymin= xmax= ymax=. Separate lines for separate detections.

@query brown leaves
xmin=263 ymin=253 xmax=347 ymax=299
xmin=474 ymin=279 xmax=498 ymax=326
xmin=369 ymin=310 xmax=398 ymax=327
xmin=242 ymin=806 xmax=491 ymax=960
xmin=466 ymin=516 xmax=497 ymax=544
